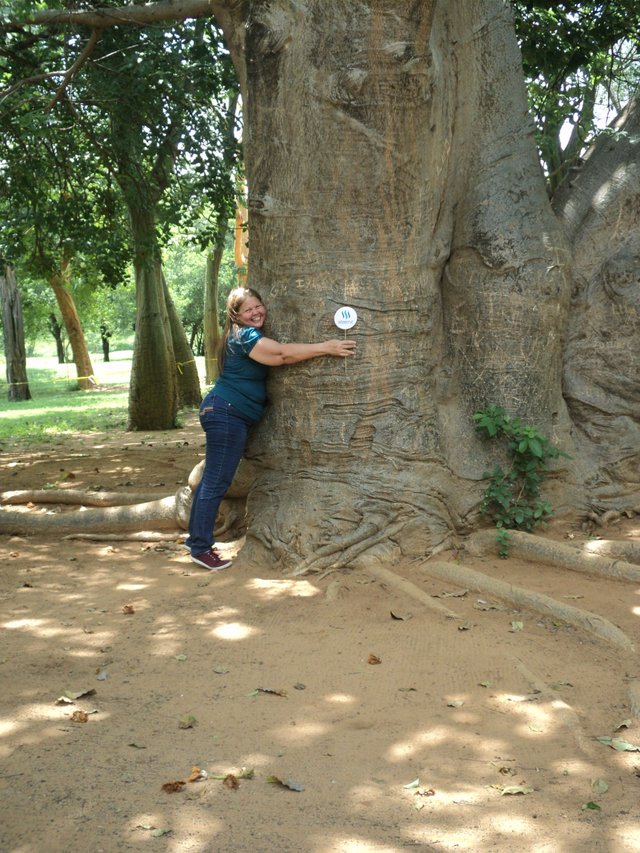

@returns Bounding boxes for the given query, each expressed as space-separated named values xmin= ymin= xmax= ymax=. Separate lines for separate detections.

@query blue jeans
xmin=187 ymin=395 xmax=252 ymax=555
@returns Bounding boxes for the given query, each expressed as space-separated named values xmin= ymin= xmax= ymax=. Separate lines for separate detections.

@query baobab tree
xmin=1 ymin=1 xmax=638 ymax=573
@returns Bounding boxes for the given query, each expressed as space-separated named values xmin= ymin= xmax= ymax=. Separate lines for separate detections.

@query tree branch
xmin=46 ymin=29 xmax=101 ymax=111
xmin=2 ymin=0 xmax=216 ymax=29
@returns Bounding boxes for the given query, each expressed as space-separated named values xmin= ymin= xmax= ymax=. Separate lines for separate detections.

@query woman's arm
xmin=249 ymin=336 xmax=356 ymax=367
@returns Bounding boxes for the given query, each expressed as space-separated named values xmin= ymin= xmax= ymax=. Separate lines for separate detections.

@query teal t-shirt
xmin=212 ymin=326 xmax=268 ymax=422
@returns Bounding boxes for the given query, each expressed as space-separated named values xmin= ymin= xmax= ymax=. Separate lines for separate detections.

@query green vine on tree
xmin=473 ymin=405 xmax=565 ymax=557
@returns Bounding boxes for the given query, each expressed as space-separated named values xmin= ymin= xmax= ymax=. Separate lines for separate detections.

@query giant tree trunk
xmin=0 ymin=265 xmax=31 ymax=401
xmin=554 ymin=97 xmax=640 ymax=510
xmin=127 ymin=204 xmax=178 ymax=430
xmin=48 ymin=260 xmax=95 ymax=391
xmin=211 ymin=0 xmax=574 ymax=571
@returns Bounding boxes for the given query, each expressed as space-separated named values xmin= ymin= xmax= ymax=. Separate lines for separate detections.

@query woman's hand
xmin=324 ymin=339 xmax=357 ymax=357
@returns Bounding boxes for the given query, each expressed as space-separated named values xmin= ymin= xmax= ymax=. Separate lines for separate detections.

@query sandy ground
xmin=1 ymin=412 xmax=640 ymax=853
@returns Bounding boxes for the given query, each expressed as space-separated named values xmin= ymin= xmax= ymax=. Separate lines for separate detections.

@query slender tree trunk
xmin=0 ymin=265 xmax=31 ymax=401
xmin=126 ymin=203 xmax=177 ymax=430
xmin=49 ymin=259 xmax=95 ymax=391
xmin=161 ymin=271 xmax=202 ymax=407
xmin=48 ymin=314 xmax=65 ymax=363
xmin=100 ymin=324 xmax=111 ymax=362
xmin=203 ymin=221 xmax=226 ymax=385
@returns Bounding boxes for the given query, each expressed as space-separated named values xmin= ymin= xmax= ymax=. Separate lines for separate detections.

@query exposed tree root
xmin=291 ymin=517 xmax=404 ymax=577
xmin=0 ymin=496 xmax=180 ymax=535
xmin=629 ymin=681 xmax=640 ymax=720
xmin=1 ymin=489 xmax=160 ymax=507
xmin=62 ymin=532 xmax=185 ymax=542
xmin=361 ymin=564 xmax=461 ymax=619
xmin=468 ymin=529 xmax=640 ymax=582
xmin=568 ymin=538 xmax=640 ymax=564
xmin=420 ymin=559 xmax=634 ymax=652
xmin=512 ymin=657 xmax=598 ymax=756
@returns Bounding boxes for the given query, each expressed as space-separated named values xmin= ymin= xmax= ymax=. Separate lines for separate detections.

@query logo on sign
xmin=333 ymin=306 xmax=357 ymax=330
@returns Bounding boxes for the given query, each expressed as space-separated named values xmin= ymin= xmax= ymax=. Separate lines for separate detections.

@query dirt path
xmin=1 ymin=416 xmax=639 ymax=852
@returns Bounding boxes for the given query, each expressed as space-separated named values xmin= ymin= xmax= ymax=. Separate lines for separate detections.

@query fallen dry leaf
xmin=188 ymin=767 xmax=207 ymax=782
xmin=70 ymin=710 xmax=89 ymax=723
xmin=122 ymin=604 xmax=135 ymax=615
xmin=223 ymin=774 xmax=239 ymax=789
xmin=368 ymin=654 xmax=382 ymax=665
xmin=161 ymin=780 xmax=186 ymax=793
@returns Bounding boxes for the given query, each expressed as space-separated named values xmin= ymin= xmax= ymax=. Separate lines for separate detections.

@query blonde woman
xmin=186 ymin=287 xmax=356 ymax=570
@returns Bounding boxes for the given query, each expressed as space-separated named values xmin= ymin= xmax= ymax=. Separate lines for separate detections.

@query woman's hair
xmin=217 ymin=287 xmax=264 ymax=374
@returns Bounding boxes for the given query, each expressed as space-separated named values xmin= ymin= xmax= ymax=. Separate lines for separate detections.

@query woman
xmin=186 ymin=287 xmax=356 ymax=570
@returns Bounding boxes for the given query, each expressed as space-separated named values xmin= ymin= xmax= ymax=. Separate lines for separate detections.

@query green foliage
xmin=473 ymin=405 xmax=564 ymax=557
xmin=511 ymin=1 xmax=640 ymax=192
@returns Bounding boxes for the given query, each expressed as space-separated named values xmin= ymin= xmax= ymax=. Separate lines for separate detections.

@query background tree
xmin=0 ymin=264 xmax=31 ymax=400
xmin=513 ymin=0 xmax=640 ymax=192
xmin=0 ymin=40 xmax=132 ymax=388
xmin=1 ymin=8 xmax=238 ymax=424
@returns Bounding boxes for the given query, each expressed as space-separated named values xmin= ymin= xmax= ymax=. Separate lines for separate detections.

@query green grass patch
xmin=0 ymin=354 xmax=131 ymax=444
xmin=0 ymin=351 xmax=208 ymax=445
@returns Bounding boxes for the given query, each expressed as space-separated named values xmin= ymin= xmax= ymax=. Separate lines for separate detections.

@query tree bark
xmin=126 ymin=203 xmax=177 ymax=430
xmin=554 ymin=97 xmax=640 ymax=510
xmin=0 ymin=265 xmax=31 ymax=401
xmin=214 ymin=0 xmax=574 ymax=571
xmin=48 ymin=313 xmax=66 ymax=363
xmin=203 ymin=223 xmax=225 ymax=385
xmin=48 ymin=259 xmax=96 ymax=391
xmin=161 ymin=271 xmax=202 ymax=408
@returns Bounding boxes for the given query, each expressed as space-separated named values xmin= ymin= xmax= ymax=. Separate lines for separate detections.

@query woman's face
xmin=237 ymin=295 xmax=266 ymax=329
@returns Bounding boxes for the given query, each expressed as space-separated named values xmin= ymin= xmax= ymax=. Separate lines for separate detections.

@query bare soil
xmin=1 ymin=412 xmax=639 ymax=853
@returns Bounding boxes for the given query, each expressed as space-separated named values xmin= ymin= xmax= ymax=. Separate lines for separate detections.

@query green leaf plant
xmin=473 ymin=405 xmax=565 ymax=557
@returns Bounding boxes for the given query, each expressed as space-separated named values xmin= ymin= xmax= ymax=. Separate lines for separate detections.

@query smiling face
xmin=237 ymin=295 xmax=266 ymax=329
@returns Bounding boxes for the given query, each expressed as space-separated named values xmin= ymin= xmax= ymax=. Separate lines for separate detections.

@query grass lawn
xmin=0 ymin=349 xmax=206 ymax=443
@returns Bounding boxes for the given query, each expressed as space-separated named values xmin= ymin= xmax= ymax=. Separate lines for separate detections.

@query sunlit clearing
xmin=323 ymin=841 xmax=401 ymax=853
xmin=633 ymin=606 xmax=640 ymax=616
xmin=128 ymin=813 xmax=224 ymax=839
xmin=116 ymin=582 xmax=148 ymax=591
xmin=387 ymin=726 xmax=451 ymax=760
xmin=212 ymin=621 xmax=257 ymax=641
xmin=551 ymin=757 xmax=595 ymax=776
xmin=246 ymin=578 xmax=320 ymax=599
xmin=272 ymin=721 xmax=328 ymax=743
xmin=324 ymin=693 xmax=356 ymax=705
xmin=0 ymin=718 xmax=26 ymax=737
xmin=492 ymin=814 xmax=537 ymax=834
xmin=2 ymin=618 xmax=76 ymax=639
xmin=217 ymin=753 xmax=271 ymax=769
xmin=405 ymin=823 xmax=484 ymax=850
xmin=495 ymin=693 xmax=557 ymax=733
xmin=3 ymin=618 xmax=46 ymax=631
xmin=617 ymin=821 xmax=640 ymax=847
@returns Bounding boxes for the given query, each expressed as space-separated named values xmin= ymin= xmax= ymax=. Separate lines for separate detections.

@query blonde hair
xmin=217 ymin=287 xmax=264 ymax=374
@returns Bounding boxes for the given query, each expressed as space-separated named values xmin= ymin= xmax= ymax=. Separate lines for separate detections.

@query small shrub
xmin=473 ymin=405 xmax=565 ymax=557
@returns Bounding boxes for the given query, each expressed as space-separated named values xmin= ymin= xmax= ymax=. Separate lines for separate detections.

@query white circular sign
xmin=334 ymin=306 xmax=358 ymax=330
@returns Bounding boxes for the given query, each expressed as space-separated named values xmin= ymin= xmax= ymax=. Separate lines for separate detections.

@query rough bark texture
xmin=162 ymin=272 xmax=202 ymax=408
xmin=554 ymin=97 xmax=640 ymax=511
xmin=203 ymin=232 xmax=224 ymax=385
xmin=0 ymin=265 xmax=31 ymax=401
xmin=212 ymin=0 xmax=575 ymax=571
xmin=127 ymin=204 xmax=178 ymax=430
xmin=49 ymin=262 xmax=96 ymax=391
